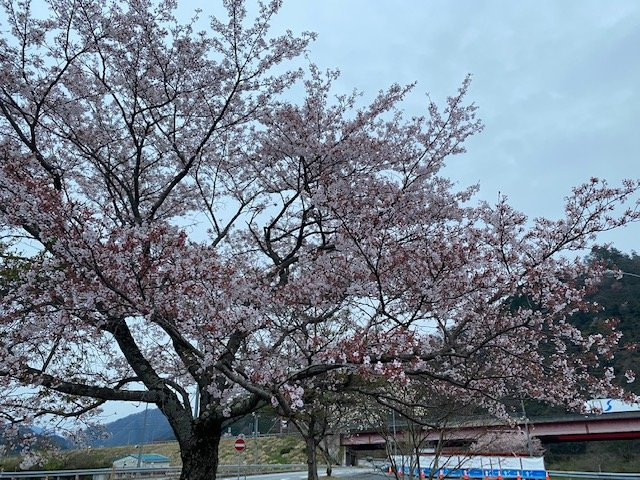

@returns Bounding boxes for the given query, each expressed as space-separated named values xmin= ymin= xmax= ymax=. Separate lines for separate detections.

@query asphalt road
xmin=223 ymin=467 xmax=387 ymax=480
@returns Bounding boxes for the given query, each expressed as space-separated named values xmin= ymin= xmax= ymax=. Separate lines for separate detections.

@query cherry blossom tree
xmin=0 ymin=1 xmax=639 ymax=479
xmin=470 ymin=431 xmax=544 ymax=456
xmin=279 ymin=379 xmax=366 ymax=480
xmin=351 ymin=383 xmax=485 ymax=480
xmin=284 ymin=390 xmax=345 ymax=480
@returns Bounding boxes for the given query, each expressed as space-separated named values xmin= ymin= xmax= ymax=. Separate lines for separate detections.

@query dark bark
xmin=293 ymin=414 xmax=322 ymax=480
xmin=178 ymin=421 xmax=223 ymax=480
xmin=305 ymin=434 xmax=320 ymax=480
xmin=293 ymin=410 xmax=337 ymax=480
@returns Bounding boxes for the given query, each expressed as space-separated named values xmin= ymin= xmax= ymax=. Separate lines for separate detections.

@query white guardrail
xmin=2 ymin=467 xmax=638 ymax=480
xmin=548 ymin=471 xmax=640 ymax=480
xmin=0 ymin=463 xmax=307 ymax=479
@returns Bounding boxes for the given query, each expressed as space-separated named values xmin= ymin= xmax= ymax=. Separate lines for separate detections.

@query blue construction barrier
xmin=397 ymin=467 xmax=548 ymax=479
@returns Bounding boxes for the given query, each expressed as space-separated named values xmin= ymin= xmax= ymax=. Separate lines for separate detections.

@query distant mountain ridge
xmin=88 ymin=407 xmax=280 ymax=447
xmin=0 ymin=424 xmax=73 ymax=453
xmin=88 ymin=408 xmax=175 ymax=447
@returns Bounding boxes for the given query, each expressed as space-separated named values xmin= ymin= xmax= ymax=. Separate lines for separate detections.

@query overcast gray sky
xmin=258 ymin=0 xmax=640 ymax=254
xmin=98 ymin=1 xmax=640 ymax=422
xmin=27 ymin=0 xmax=640 ymax=252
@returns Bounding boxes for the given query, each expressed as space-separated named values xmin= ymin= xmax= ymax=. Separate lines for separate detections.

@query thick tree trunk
xmin=305 ymin=435 xmax=320 ymax=480
xmin=179 ymin=426 xmax=222 ymax=480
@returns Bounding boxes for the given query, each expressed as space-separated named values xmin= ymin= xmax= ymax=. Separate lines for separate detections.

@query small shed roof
xmin=115 ymin=453 xmax=170 ymax=463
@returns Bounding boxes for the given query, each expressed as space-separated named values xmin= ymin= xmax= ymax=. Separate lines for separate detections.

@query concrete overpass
xmin=341 ymin=411 xmax=640 ymax=447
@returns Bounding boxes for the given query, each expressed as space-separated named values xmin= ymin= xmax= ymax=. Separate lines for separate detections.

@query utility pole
xmin=392 ymin=409 xmax=398 ymax=469
xmin=194 ymin=385 xmax=200 ymax=417
xmin=137 ymin=403 xmax=150 ymax=468
xmin=253 ymin=412 xmax=259 ymax=466
xmin=194 ymin=341 xmax=201 ymax=418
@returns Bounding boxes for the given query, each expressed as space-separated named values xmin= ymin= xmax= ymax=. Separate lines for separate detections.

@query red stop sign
xmin=234 ymin=437 xmax=246 ymax=452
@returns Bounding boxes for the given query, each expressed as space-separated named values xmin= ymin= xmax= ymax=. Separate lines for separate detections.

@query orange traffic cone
xmin=484 ymin=471 xmax=489 ymax=480
xmin=421 ymin=470 xmax=426 ymax=479
xmin=439 ymin=470 xmax=444 ymax=480
xmin=388 ymin=466 xmax=393 ymax=474
xmin=545 ymin=472 xmax=550 ymax=480
xmin=498 ymin=471 xmax=503 ymax=480
xmin=463 ymin=470 xmax=469 ymax=480
xmin=517 ymin=472 xmax=521 ymax=480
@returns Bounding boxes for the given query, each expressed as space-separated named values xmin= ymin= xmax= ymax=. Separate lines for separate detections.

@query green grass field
xmin=0 ymin=434 xmax=307 ymax=471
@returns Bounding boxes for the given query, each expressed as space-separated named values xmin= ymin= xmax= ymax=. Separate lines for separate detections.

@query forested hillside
xmin=540 ymin=246 xmax=640 ymax=471
xmin=576 ymin=247 xmax=640 ymax=395
xmin=502 ymin=246 xmax=639 ymax=419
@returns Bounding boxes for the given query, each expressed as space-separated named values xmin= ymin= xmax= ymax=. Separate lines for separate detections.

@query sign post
xmin=234 ymin=437 xmax=246 ymax=453
xmin=235 ymin=435 xmax=246 ymax=480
